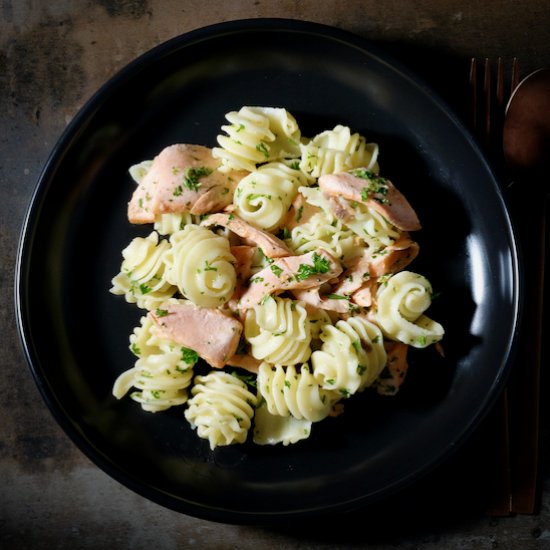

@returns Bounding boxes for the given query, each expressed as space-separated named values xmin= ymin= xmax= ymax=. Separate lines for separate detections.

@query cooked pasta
xmin=184 ymin=371 xmax=257 ymax=449
xmin=154 ymin=212 xmax=201 ymax=235
xmin=110 ymin=106 xmax=446 ymax=448
xmin=244 ymin=296 xmax=312 ymax=366
xmin=374 ymin=271 xmax=445 ymax=347
xmin=233 ymin=161 xmax=309 ymax=231
xmin=288 ymin=210 xmax=360 ymax=263
xmin=344 ymin=202 xmax=402 ymax=250
xmin=253 ymin=401 xmax=312 ymax=446
xmin=213 ymin=106 xmax=301 ymax=172
xmin=257 ymin=362 xmax=337 ymax=422
xmin=128 ymin=159 xmax=153 ymax=183
xmin=112 ymin=315 xmax=197 ymax=412
xmin=299 ymin=125 xmax=379 ymax=178
xmin=110 ymin=231 xmax=176 ymax=309
xmin=311 ymin=316 xmax=387 ymax=397
xmin=163 ymin=224 xmax=237 ymax=307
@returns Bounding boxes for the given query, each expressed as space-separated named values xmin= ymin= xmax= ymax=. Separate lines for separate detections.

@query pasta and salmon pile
xmin=110 ymin=106 xmax=444 ymax=449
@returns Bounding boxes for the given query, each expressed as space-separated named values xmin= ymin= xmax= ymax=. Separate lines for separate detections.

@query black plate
xmin=15 ymin=19 xmax=521 ymax=522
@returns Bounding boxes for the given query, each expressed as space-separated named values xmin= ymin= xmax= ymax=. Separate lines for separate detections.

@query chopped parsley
xmin=326 ymin=293 xmax=348 ymax=300
xmin=353 ymin=169 xmax=390 ymax=204
xmin=270 ymin=264 xmax=283 ymax=277
xmin=155 ymin=308 xmax=169 ymax=317
xmin=295 ymin=252 xmax=331 ymax=281
xmin=172 ymin=167 xmax=213 ymax=196
xmin=181 ymin=347 xmax=199 ymax=365
xmin=139 ymin=283 xmax=152 ymax=295
xmin=256 ymin=142 xmax=269 ymax=159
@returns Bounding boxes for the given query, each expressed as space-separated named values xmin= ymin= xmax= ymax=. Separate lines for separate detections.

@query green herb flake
xmin=183 ymin=166 xmax=213 ymax=192
xmin=295 ymin=252 xmax=330 ymax=281
xmin=181 ymin=347 xmax=199 ymax=365
xmin=326 ymin=293 xmax=349 ymax=300
xmin=256 ymin=142 xmax=269 ymax=159
xmin=270 ymin=264 xmax=283 ymax=277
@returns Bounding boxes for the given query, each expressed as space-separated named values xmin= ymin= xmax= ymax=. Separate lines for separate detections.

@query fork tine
xmin=469 ymin=58 xmax=478 ymax=130
xmin=483 ymin=58 xmax=492 ymax=141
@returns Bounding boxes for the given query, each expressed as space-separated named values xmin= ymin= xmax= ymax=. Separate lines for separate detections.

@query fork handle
xmin=506 ymin=184 xmax=546 ymax=514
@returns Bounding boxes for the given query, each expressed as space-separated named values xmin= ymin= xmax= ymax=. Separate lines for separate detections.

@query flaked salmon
xmin=238 ymin=248 xmax=343 ymax=310
xmin=376 ymin=342 xmax=409 ymax=395
xmin=150 ymin=301 xmax=242 ymax=369
xmin=202 ymin=213 xmax=292 ymax=258
xmin=319 ymin=169 xmax=421 ymax=231
xmin=128 ymin=144 xmax=245 ymax=224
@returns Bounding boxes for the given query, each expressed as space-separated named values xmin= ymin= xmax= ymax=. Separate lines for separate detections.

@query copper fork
xmin=469 ymin=57 xmax=531 ymax=516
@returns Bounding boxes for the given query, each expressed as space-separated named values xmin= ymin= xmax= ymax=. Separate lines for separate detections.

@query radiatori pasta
xmin=233 ymin=161 xmax=309 ymax=232
xmin=110 ymin=106 xmax=445 ymax=449
xmin=374 ymin=270 xmax=444 ymax=348
xmin=184 ymin=371 xmax=257 ymax=450
xmin=244 ymin=296 xmax=312 ymax=366
xmin=163 ymin=224 xmax=237 ymax=308
xmin=110 ymin=231 xmax=176 ymax=309
xmin=113 ymin=315 xmax=197 ymax=412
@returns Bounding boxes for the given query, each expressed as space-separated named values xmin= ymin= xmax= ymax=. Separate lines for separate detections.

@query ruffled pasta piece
xmin=244 ymin=296 xmax=312 ymax=366
xmin=288 ymin=210 xmax=360 ymax=263
xmin=184 ymin=371 xmax=257 ymax=449
xmin=234 ymin=161 xmax=309 ymax=231
xmin=299 ymin=125 xmax=379 ymax=178
xmin=253 ymin=401 xmax=312 ymax=446
xmin=374 ymin=271 xmax=444 ymax=348
xmin=128 ymin=159 xmax=153 ymax=184
xmin=110 ymin=231 xmax=176 ymax=310
xmin=257 ymin=363 xmax=337 ymax=422
xmin=154 ymin=212 xmax=202 ymax=236
xmin=213 ymin=106 xmax=301 ymax=172
xmin=311 ymin=316 xmax=387 ymax=397
xmin=344 ymin=202 xmax=402 ymax=250
xmin=163 ymin=224 xmax=236 ymax=308
xmin=113 ymin=315 xmax=197 ymax=412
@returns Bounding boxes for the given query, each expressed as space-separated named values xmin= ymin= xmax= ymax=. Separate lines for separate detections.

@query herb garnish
xmin=295 ymin=252 xmax=330 ymax=281
xmin=181 ymin=347 xmax=199 ymax=365
xmin=353 ymin=169 xmax=390 ymax=204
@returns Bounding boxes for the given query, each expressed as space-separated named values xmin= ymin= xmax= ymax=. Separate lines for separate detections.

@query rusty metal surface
xmin=2 ymin=1 xmax=550 ymax=548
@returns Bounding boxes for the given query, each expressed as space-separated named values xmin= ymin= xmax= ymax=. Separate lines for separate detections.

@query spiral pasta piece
xmin=374 ymin=271 xmax=444 ymax=347
xmin=110 ymin=231 xmax=176 ymax=309
xmin=299 ymin=125 xmax=379 ymax=178
xmin=311 ymin=316 xmax=387 ymax=397
xmin=257 ymin=363 xmax=337 ymax=422
xmin=213 ymin=106 xmax=301 ymax=172
xmin=253 ymin=401 xmax=312 ymax=446
xmin=154 ymin=212 xmax=202 ymax=236
xmin=288 ymin=210 xmax=360 ymax=263
xmin=128 ymin=159 xmax=153 ymax=183
xmin=184 ymin=371 xmax=257 ymax=449
xmin=244 ymin=296 xmax=312 ymax=366
xmin=345 ymin=202 xmax=402 ymax=250
xmin=234 ymin=162 xmax=309 ymax=231
xmin=163 ymin=224 xmax=237 ymax=307
xmin=113 ymin=315 xmax=197 ymax=412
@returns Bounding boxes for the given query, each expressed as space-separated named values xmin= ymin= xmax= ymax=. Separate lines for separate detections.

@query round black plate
xmin=15 ymin=19 xmax=520 ymax=522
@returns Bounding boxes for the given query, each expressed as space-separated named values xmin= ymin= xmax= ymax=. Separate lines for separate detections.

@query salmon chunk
xmin=150 ymin=301 xmax=242 ymax=369
xmin=319 ymin=169 xmax=421 ymax=231
xmin=202 ymin=213 xmax=292 ymax=258
xmin=238 ymin=248 xmax=343 ymax=310
xmin=128 ymin=144 xmax=245 ymax=224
